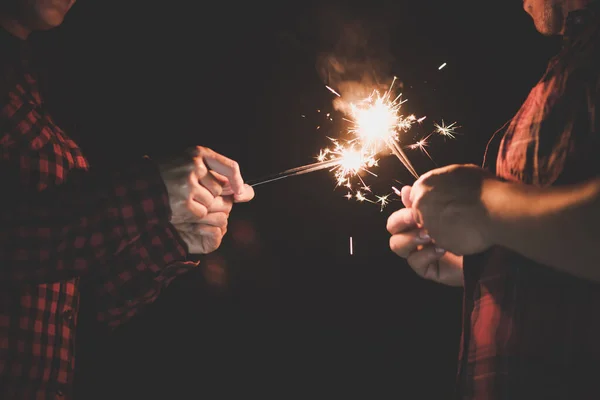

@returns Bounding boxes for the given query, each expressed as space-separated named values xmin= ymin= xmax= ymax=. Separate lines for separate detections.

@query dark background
xmin=30 ymin=1 xmax=560 ymax=398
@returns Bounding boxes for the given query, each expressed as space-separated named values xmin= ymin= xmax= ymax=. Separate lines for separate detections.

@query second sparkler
xmin=250 ymin=76 xmax=458 ymax=209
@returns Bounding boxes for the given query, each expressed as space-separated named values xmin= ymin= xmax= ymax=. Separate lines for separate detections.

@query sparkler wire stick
xmin=388 ymin=141 xmax=419 ymax=179
xmin=249 ymin=158 xmax=342 ymax=187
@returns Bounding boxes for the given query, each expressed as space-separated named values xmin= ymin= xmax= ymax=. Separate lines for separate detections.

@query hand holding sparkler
xmin=401 ymin=164 xmax=496 ymax=256
xmin=387 ymin=184 xmax=464 ymax=287
xmin=158 ymin=146 xmax=254 ymax=254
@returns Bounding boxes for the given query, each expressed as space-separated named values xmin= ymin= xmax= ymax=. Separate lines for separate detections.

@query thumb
xmin=401 ymin=185 xmax=412 ymax=208
xmin=233 ymin=184 xmax=255 ymax=203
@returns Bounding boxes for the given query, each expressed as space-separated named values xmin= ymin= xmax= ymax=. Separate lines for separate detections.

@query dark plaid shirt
xmin=0 ymin=30 xmax=197 ymax=399
xmin=458 ymin=3 xmax=600 ymax=399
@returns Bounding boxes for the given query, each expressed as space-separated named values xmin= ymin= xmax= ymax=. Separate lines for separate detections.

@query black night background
xmin=27 ymin=1 xmax=560 ymax=398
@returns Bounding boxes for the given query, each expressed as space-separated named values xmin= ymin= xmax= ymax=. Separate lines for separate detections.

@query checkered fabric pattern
xmin=0 ymin=30 xmax=197 ymax=399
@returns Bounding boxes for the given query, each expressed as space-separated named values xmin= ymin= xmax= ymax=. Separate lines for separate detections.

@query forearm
xmin=484 ymin=177 xmax=600 ymax=282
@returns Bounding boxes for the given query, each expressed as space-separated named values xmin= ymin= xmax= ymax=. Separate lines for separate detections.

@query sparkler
xmin=251 ymin=77 xmax=420 ymax=185
xmin=343 ymin=77 xmax=420 ymax=179
xmin=248 ymin=158 xmax=342 ymax=187
xmin=249 ymin=76 xmax=458 ymax=209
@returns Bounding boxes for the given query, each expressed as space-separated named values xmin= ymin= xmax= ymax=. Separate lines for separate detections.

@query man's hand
xmin=158 ymin=146 xmax=254 ymax=225
xmin=173 ymin=196 xmax=234 ymax=254
xmin=409 ymin=164 xmax=496 ymax=256
xmin=158 ymin=146 xmax=254 ymax=254
xmin=387 ymin=185 xmax=463 ymax=287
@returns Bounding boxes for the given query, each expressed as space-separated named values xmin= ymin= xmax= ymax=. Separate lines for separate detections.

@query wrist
xmin=481 ymin=178 xmax=532 ymax=248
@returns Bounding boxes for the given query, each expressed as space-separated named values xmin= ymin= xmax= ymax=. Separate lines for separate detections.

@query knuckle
xmin=188 ymin=171 xmax=198 ymax=186
xmin=194 ymin=160 xmax=207 ymax=175
xmin=386 ymin=217 xmax=398 ymax=234
xmin=195 ymin=145 xmax=210 ymax=155
xmin=386 ymin=223 xmax=394 ymax=235
xmin=187 ymin=198 xmax=207 ymax=218
xmin=227 ymin=160 xmax=240 ymax=174
xmin=197 ymin=146 xmax=214 ymax=160
xmin=211 ymin=187 xmax=224 ymax=200
xmin=389 ymin=236 xmax=404 ymax=256
xmin=205 ymin=196 xmax=216 ymax=208
xmin=217 ymin=212 xmax=228 ymax=225
xmin=212 ymin=232 xmax=223 ymax=247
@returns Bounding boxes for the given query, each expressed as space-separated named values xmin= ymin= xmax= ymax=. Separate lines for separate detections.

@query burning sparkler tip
xmin=255 ymin=77 xmax=458 ymax=209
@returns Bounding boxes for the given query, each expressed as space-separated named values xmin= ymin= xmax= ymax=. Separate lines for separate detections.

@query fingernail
xmin=417 ymin=231 xmax=430 ymax=241
xmin=435 ymin=247 xmax=446 ymax=254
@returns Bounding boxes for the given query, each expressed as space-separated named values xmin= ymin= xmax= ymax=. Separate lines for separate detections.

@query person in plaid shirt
xmin=0 ymin=0 xmax=255 ymax=399
xmin=387 ymin=0 xmax=600 ymax=398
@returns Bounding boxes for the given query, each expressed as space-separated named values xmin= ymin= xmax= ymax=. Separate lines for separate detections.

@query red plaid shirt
xmin=0 ymin=30 xmax=197 ymax=399
xmin=457 ymin=3 xmax=600 ymax=399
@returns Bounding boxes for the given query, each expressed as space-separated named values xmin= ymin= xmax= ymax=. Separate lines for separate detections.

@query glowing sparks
xmin=407 ymin=132 xmax=434 ymax=162
xmin=314 ymin=77 xmax=425 ymax=208
xmin=392 ymin=186 xmax=402 ymax=197
xmin=345 ymin=78 xmax=415 ymax=156
xmin=375 ymin=194 xmax=391 ymax=211
xmin=349 ymin=236 xmax=353 ymax=255
xmin=250 ymin=70 xmax=461 ymax=212
xmin=316 ymin=138 xmax=378 ymax=192
xmin=434 ymin=120 xmax=459 ymax=139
